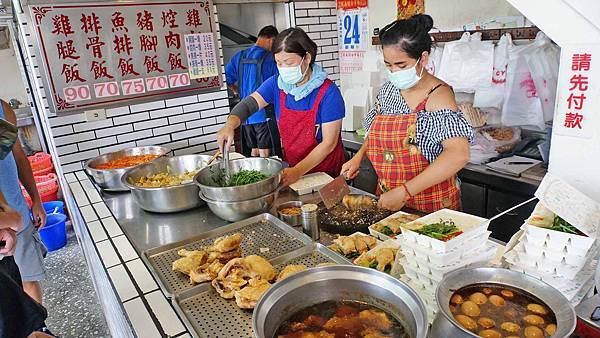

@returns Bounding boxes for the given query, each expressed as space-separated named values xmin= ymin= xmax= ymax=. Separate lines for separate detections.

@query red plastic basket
xmin=33 ymin=165 xmax=55 ymax=176
xmin=21 ymin=185 xmax=33 ymax=208
xmin=28 ymin=153 xmax=53 ymax=173
xmin=20 ymin=173 xmax=60 ymax=206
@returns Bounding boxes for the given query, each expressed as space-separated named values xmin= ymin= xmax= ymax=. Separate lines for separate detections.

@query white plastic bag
xmin=426 ymin=45 xmax=444 ymax=76
xmin=473 ymin=33 xmax=512 ymax=109
xmin=438 ymin=32 xmax=494 ymax=93
xmin=524 ymin=33 xmax=560 ymax=122
xmin=501 ymin=33 xmax=548 ymax=130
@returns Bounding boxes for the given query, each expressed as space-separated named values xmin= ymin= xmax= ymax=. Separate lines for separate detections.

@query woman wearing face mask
xmin=217 ymin=28 xmax=346 ymax=186
xmin=341 ymin=15 xmax=474 ymax=212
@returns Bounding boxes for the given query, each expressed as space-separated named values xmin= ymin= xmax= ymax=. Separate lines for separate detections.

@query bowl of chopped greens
xmin=194 ymin=157 xmax=283 ymax=202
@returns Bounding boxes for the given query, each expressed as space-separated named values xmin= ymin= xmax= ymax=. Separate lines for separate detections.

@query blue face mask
xmin=278 ymin=56 xmax=308 ymax=85
xmin=387 ymin=58 xmax=424 ymax=90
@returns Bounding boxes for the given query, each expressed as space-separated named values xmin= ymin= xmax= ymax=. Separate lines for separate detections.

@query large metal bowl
xmin=431 ymin=267 xmax=576 ymax=338
xmin=199 ymin=190 xmax=277 ymax=222
xmin=84 ymin=146 xmax=170 ymax=191
xmin=194 ymin=157 xmax=282 ymax=202
xmin=121 ymin=155 xmax=213 ymax=213
xmin=253 ymin=265 xmax=428 ymax=338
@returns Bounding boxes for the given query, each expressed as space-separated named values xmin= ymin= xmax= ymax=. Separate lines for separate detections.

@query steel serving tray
xmin=172 ymin=244 xmax=349 ymax=338
xmin=142 ymin=213 xmax=314 ymax=297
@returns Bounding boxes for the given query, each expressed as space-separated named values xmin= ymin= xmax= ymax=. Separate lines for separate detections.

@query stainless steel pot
xmin=121 ymin=155 xmax=212 ymax=213
xmin=194 ymin=157 xmax=282 ymax=202
xmin=276 ymin=201 xmax=304 ymax=226
xmin=431 ymin=267 xmax=576 ymax=338
xmin=253 ymin=265 xmax=428 ymax=338
xmin=84 ymin=146 xmax=170 ymax=191
xmin=199 ymin=190 xmax=277 ymax=222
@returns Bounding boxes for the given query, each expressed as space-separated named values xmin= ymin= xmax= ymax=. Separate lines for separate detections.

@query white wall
xmin=0 ymin=42 xmax=29 ymax=104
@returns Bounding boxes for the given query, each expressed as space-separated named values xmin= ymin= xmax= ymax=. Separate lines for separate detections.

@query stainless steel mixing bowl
xmin=84 ymin=146 xmax=170 ymax=191
xmin=431 ymin=267 xmax=576 ymax=338
xmin=253 ymin=265 xmax=428 ymax=338
xmin=194 ymin=157 xmax=282 ymax=202
xmin=199 ymin=190 xmax=277 ymax=222
xmin=122 ymin=155 xmax=212 ymax=213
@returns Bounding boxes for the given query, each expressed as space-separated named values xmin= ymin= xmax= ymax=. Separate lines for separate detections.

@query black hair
xmin=380 ymin=14 xmax=434 ymax=59
xmin=258 ymin=25 xmax=279 ymax=39
xmin=272 ymin=27 xmax=317 ymax=65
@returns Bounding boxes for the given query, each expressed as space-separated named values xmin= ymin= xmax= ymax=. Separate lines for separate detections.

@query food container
xmin=199 ymin=190 xmax=277 ymax=222
xmin=369 ymin=210 xmax=420 ymax=241
xmin=253 ymin=265 xmax=428 ymax=338
xmin=121 ymin=154 xmax=211 ymax=213
xmin=399 ymin=231 xmax=491 ymax=267
xmin=401 ymin=209 xmax=489 ymax=254
xmin=84 ymin=146 xmax=170 ymax=191
xmin=289 ymin=172 xmax=333 ymax=195
xmin=194 ymin=157 xmax=282 ymax=202
xmin=276 ymin=201 xmax=304 ymax=226
xmin=431 ymin=267 xmax=577 ymax=338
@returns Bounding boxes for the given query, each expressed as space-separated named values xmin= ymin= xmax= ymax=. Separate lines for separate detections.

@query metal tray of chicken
xmin=142 ymin=213 xmax=313 ymax=297
xmin=171 ymin=243 xmax=349 ymax=338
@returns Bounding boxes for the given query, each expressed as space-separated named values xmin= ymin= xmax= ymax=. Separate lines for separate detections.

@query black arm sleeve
xmin=230 ymin=96 xmax=259 ymax=123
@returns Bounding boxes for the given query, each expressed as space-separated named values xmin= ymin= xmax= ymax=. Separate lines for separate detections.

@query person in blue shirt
xmin=225 ymin=25 xmax=279 ymax=158
xmin=218 ymin=28 xmax=347 ymax=186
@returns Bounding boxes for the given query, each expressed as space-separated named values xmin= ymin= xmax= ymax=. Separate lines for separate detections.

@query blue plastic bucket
xmin=43 ymin=201 xmax=65 ymax=215
xmin=39 ymin=213 xmax=67 ymax=252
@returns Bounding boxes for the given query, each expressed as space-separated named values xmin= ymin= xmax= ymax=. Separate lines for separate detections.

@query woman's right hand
xmin=341 ymin=156 xmax=361 ymax=180
xmin=216 ymin=124 xmax=235 ymax=154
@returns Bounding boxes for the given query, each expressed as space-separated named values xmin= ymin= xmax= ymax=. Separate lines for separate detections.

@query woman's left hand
xmin=378 ymin=188 xmax=408 ymax=211
xmin=280 ymin=167 xmax=303 ymax=187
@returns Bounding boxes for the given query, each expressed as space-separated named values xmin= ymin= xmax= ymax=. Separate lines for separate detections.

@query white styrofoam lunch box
xmin=369 ymin=210 xmax=420 ymax=241
xmin=399 ymin=231 xmax=491 ymax=267
xmin=289 ymin=172 xmax=333 ymax=195
xmin=524 ymin=223 xmax=596 ymax=256
xmin=400 ymin=209 xmax=489 ymax=254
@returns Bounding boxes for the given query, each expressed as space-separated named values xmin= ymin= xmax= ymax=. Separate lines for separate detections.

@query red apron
xmin=278 ymin=79 xmax=346 ymax=177
xmin=366 ymin=98 xmax=461 ymax=213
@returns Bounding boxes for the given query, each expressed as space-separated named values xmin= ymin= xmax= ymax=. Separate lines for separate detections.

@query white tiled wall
xmin=293 ymin=1 xmax=340 ymax=84
xmin=16 ymin=7 xmax=230 ymax=173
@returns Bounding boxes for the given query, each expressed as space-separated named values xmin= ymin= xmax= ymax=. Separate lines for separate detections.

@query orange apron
xmin=366 ymin=99 xmax=461 ymax=213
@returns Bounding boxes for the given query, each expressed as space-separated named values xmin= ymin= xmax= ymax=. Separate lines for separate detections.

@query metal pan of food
xmin=194 ymin=157 xmax=283 ymax=202
xmin=318 ymin=194 xmax=392 ymax=235
xmin=121 ymin=154 xmax=212 ymax=213
xmin=84 ymin=145 xmax=170 ymax=191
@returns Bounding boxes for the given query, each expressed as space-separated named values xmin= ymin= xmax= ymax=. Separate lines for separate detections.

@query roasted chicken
xmin=209 ymin=233 xmax=243 ymax=253
xmin=172 ymin=250 xmax=207 ymax=275
xmin=212 ymin=255 xmax=275 ymax=300
xmin=277 ymin=264 xmax=308 ymax=281
xmin=342 ymin=195 xmax=376 ymax=210
xmin=234 ymin=278 xmax=271 ymax=309
xmin=331 ymin=234 xmax=378 ymax=257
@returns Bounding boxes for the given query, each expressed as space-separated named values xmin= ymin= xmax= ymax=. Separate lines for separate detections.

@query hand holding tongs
xmin=221 ymin=146 xmax=231 ymax=180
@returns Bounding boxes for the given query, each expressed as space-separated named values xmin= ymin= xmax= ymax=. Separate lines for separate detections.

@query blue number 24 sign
xmin=338 ymin=8 xmax=368 ymax=51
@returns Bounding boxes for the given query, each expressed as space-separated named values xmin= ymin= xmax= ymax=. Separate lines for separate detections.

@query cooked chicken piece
xmin=172 ymin=250 xmax=207 ymax=275
xmin=316 ymin=262 xmax=337 ymax=268
xmin=216 ymin=258 xmax=248 ymax=279
xmin=354 ymin=235 xmax=369 ymax=253
xmin=234 ymin=278 xmax=271 ymax=309
xmin=323 ymin=314 xmax=363 ymax=332
xmin=358 ymin=309 xmax=392 ymax=331
xmin=244 ymin=255 xmax=276 ymax=281
xmin=373 ymin=248 xmax=396 ymax=272
xmin=279 ymin=331 xmax=334 ymax=338
xmin=212 ymin=267 xmax=249 ymax=299
xmin=209 ymin=233 xmax=243 ymax=253
xmin=362 ymin=327 xmax=390 ymax=338
xmin=327 ymin=243 xmax=343 ymax=254
xmin=361 ymin=235 xmax=378 ymax=250
xmin=333 ymin=236 xmax=357 ymax=256
xmin=177 ymin=248 xmax=204 ymax=257
xmin=208 ymin=247 xmax=242 ymax=263
xmin=342 ymin=195 xmax=376 ymax=210
xmin=189 ymin=260 xmax=224 ymax=284
xmin=277 ymin=265 xmax=308 ymax=281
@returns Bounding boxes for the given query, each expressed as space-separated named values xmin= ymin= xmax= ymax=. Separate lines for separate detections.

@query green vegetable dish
xmin=212 ymin=168 xmax=270 ymax=187
xmin=549 ymin=216 xmax=584 ymax=235
xmin=380 ymin=226 xmax=394 ymax=236
xmin=414 ymin=219 xmax=463 ymax=242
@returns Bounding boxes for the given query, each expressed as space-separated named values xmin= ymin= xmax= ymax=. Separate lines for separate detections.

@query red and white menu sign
xmin=554 ymin=44 xmax=599 ymax=139
xmin=28 ymin=1 xmax=221 ymax=113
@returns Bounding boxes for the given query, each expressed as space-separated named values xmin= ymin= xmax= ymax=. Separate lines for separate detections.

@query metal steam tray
xmin=142 ymin=213 xmax=313 ymax=297
xmin=172 ymin=244 xmax=349 ymax=338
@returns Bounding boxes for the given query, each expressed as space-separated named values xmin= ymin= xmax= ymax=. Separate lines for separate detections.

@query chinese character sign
xmin=336 ymin=0 xmax=368 ymax=74
xmin=397 ymin=0 xmax=424 ymax=20
xmin=554 ymin=44 xmax=599 ymax=139
xmin=28 ymin=1 xmax=221 ymax=113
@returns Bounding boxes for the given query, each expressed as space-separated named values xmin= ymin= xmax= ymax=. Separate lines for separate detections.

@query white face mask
xmin=278 ymin=56 xmax=308 ymax=85
xmin=387 ymin=58 xmax=424 ymax=90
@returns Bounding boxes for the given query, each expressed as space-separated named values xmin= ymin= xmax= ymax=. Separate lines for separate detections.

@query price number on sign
xmin=121 ymin=79 xmax=146 ymax=96
xmin=63 ymin=85 xmax=91 ymax=102
xmin=343 ymin=13 xmax=360 ymax=46
xmin=146 ymin=76 xmax=169 ymax=92
xmin=169 ymin=73 xmax=191 ymax=88
xmin=94 ymin=82 xmax=120 ymax=98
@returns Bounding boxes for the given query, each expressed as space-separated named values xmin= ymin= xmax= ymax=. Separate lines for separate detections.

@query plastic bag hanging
xmin=473 ymin=33 xmax=513 ymax=110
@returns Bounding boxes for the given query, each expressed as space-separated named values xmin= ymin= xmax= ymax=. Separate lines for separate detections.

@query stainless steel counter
xmin=101 ymin=189 xmax=328 ymax=253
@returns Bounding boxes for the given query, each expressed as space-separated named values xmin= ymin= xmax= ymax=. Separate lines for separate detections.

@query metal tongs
xmin=221 ymin=146 xmax=231 ymax=181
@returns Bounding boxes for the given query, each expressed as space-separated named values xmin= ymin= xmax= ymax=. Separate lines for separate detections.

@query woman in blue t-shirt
xmin=217 ymin=28 xmax=346 ymax=186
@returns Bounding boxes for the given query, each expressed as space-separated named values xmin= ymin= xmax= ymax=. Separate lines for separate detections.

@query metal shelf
xmin=371 ymin=26 xmax=541 ymax=45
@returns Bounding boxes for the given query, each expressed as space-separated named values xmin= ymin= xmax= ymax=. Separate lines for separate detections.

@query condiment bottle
xmin=301 ymin=204 xmax=319 ymax=241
